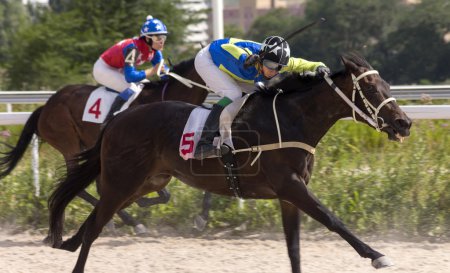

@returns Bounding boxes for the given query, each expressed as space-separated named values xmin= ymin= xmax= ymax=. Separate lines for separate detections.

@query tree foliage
xmin=5 ymin=0 xmax=200 ymax=90
xmin=0 ymin=0 xmax=29 ymax=65
xmin=247 ymin=0 xmax=450 ymax=84
xmin=372 ymin=0 xmax=450 ymax=84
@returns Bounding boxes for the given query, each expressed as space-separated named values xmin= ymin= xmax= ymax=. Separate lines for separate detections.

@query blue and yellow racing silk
xmin=208 ymin=38 xmax=326 ymax=84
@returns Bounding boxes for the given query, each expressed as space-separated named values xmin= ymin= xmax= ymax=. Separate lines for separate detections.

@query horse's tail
xmin=48 ymin=130 xmax=103 ymax=247
xmin=0 ymin=106 xmax=43 ymax=180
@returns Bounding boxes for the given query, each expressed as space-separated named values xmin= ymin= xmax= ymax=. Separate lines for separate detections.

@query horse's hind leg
xmin=194 ymin=191 xmax=212 ymax=231
xmin=279 ymin=177 xmax=393 ymax=269
xmin=72 ymin=195 xmax=124 ymax=273
xmin=280 ymin=200 xmax=301 ymax=273
xmin=58 ymin=214 xmax=90 ymax=252
xmin=135 ymin=188 xmax=171 ymax=207
xmin=78 ymin=176 xmax=149 ymax=236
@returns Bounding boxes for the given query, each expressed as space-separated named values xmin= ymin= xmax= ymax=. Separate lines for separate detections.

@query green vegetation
xmin=0 ymin=119 xmax=448 ymax=237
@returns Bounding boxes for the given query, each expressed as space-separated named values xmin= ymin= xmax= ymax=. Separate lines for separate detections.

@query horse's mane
xmin=264 ymin=71 xmax=341 ymax=95
xmin=143 ymin=58 xmax=195 ymax=89
xmin=171 ymin=58 xmax=195 ymax=74
xmin=265 ymin=52 xmax=371 ymax=95
xmin=341 ymin=52 xmax=373 ymax=69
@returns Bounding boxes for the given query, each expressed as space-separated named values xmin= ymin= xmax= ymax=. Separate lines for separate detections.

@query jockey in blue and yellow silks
xmin=193 ymin=36 xmax=331 ymax=159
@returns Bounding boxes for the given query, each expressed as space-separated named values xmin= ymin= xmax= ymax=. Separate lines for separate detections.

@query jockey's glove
xmin=316 ymin=66 xmax=331 ymax=78
xmin=244 ymin=54 xmax=261 ymax=69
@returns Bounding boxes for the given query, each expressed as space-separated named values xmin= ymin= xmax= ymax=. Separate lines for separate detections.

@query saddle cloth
xmin=179 ymin=94 xmax=252 ymax=160
xmin=82 ymin=85 xmax=140 ymax=123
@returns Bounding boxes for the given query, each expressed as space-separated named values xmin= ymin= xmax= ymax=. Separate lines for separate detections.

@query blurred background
xmin=0 ymin=0 xmax=448 ymax=238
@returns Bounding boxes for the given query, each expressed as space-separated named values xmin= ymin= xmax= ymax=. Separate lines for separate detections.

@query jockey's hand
xmin=159 ymin=64 xmax=170 ymax=80
xmin=159 ymin=64 xmax=170 ymax=74
xmin=316 ymin=66 xmax=331 ymax=78
xmin=244 ymin=54 xmax=261 ymax=69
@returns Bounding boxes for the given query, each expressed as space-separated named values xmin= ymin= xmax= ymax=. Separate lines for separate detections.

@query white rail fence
xmin=1 ymin=85 xmax=449 ymax=125
xmin=0 ymin=86 xmax=448 ymax=196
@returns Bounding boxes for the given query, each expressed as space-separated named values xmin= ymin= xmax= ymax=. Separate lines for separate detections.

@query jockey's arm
xmin=144 ymin=62 xmax=165 ymax=78
xmin=123 ymin=45 xmax=146 ymax=83
xmin=145 ymin=50 xmax=166 ymax=79
xmin=280 ymin=57 xmax=327 ymax=74
xmin=123 ymin=46 xmax=165 ymax=82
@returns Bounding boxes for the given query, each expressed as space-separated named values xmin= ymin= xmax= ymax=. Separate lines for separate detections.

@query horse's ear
xmin=341 ymin=55 xmax=358 ymax=73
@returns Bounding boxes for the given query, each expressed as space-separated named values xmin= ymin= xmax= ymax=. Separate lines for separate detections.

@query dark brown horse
xmin=48 ymin=53 xmax=412 ymax=273
xmin=0 ymin=58 xmax=209 ymax=234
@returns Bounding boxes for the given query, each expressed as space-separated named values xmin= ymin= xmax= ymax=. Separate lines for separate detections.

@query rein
xmin=157 ymin=59 xmax=213 ymax=93
xmin=233 ymin=91 xmax=316 ymax=166
xmin=324 ymin=70 xmax=396 ymax=131
xmin=161 ymin=60 xmax=394 ymax=164
xmin=232 ymin=70 xmax=396 ymax=165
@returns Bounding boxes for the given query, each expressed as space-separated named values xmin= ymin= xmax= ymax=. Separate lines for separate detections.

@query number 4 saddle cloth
xmin=82 ymin=86 xmax=140 ymax=123
xmin=179 ymin=94 xmax=252 ymax=160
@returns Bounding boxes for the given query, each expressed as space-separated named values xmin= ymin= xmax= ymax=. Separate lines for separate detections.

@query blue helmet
xmin=140 ymin=15 xmax=168 ymax=37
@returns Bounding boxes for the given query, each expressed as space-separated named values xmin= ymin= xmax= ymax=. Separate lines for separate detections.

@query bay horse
xmin=0 ymin=58 xmax=210 ymax=234
xmin=47 ymin=52 xmax=412 ymax=273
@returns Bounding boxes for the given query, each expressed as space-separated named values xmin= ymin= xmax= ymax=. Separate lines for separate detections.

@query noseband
xmin=324 ymin=70 xmax=396 ymax=132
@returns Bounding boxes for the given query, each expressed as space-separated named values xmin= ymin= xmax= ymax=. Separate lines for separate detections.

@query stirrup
xmin=193 ymin=144 xmax=230 ymax=160
xmin=193 ymin=144 xmax=220 ymax=160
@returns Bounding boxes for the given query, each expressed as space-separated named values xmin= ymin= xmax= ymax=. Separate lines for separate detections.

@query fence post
xmin=32 ymin=134 xmax=40 ymax=197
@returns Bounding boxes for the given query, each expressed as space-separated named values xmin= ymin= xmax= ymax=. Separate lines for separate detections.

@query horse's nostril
xmin=396 ymin=118 xmax=412 ymax=130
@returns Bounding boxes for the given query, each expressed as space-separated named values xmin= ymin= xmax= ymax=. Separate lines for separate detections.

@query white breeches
xmin=93 ymin=58 xmax=131 ymax=92
xmin=194 ymin=45 xmax=255 ymax=101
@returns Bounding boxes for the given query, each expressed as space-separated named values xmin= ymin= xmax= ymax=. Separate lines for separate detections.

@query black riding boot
xmin=101 ymin=95 xmax=127 ymax=129
xmin=193 ymin=104 xmax=225 ymax=159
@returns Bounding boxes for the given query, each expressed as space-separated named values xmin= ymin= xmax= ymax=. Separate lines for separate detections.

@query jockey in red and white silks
xmin=92 ymin=15 xmax=169 ymax=124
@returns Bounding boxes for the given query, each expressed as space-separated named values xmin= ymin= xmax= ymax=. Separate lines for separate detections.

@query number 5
xmin=181 ymin=132 xmax=195 ymax=155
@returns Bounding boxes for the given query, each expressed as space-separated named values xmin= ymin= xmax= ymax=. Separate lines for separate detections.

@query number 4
xmin=88 ymin=98 xmax=102 ymax=119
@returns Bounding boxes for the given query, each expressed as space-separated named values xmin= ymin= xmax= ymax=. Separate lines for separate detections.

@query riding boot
xmin=193 ymin=104 xmax=226 ymax=159
xmin=101 ymin=95 xmax=127 ymax=129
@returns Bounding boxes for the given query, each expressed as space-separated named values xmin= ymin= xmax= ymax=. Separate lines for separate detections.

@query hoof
xmin=134 ymin=224 xmax=149 ymax=236
xmin=372 ymin=256 xmax=394 ymax=269
xmin=105 ymin=220 xmax=117 ymax=235
xmin=42 ymin=235 xmax=52 ymax=246
xmin=193 ymin=215 xmax=208 ymax=232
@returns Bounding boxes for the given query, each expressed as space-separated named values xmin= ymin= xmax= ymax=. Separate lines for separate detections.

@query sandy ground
xmin=0 ymin=228 xmax=449 ymax=273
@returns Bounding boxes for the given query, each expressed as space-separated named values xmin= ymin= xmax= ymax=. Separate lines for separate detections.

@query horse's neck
xmin=134 ymin=69 xmax=208 ymax=106
xmin=282 ymin=76 xmax=353 ymax=146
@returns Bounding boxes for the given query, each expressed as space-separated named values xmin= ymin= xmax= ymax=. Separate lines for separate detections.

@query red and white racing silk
xmin=101 ymin=37 xmax=155 ymax=68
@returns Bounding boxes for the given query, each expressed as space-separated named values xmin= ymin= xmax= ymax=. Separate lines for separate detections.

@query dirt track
xmin=1 ymin=229 xmax=449 ymax=273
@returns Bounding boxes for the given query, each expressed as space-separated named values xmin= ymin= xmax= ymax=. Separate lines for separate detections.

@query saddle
xmin=179 ymin=94 xmax=252 ymax=199
xmin=179 ymin=94 xmax=252 ymax=160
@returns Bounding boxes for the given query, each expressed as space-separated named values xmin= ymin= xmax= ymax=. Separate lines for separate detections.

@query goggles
xmin=147 ymin=34 xmax=167 ymax=42
xmin=263 ymin=59 xmax=282 ymax=71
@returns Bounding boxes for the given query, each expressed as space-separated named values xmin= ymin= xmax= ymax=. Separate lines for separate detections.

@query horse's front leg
xmin=278 ymin=176 xmax=393 ymax=269
xmin=280 ymin=200 xmax=301 ymax=273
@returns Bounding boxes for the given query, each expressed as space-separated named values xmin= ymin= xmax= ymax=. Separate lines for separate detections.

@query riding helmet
xmin=259 ymin=36 xmax=290 ymax=66
xmin=140 ymin=15 xmax=169 ymax=37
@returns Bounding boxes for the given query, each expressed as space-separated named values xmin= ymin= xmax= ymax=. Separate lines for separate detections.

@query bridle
xmin=324 ymin=70 xmax=396 ymax=132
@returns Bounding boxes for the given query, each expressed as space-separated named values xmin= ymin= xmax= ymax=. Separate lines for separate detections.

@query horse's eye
xmin=365 ymin=85 xmax=376 ymax=93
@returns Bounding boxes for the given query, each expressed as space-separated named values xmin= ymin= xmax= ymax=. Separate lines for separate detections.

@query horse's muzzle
xmin=383 ymin=117 xmax=412 ymax=142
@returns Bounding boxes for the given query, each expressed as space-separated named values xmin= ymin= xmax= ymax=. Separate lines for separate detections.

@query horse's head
xmin=341 ymin=53 xmax=412 ymax=142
